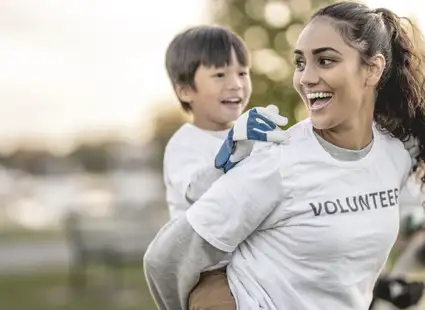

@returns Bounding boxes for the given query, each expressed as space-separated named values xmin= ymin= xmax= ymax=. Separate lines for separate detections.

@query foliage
xmin=213 ymin=0 xmax=337 ymax=125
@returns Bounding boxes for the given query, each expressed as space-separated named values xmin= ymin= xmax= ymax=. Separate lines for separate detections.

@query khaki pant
xmin=188 ymin=267 xmax=236 ymax=310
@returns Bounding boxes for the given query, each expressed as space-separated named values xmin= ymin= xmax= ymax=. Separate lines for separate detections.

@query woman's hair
xmin=311 ymin=1 xmax=425 ymax=185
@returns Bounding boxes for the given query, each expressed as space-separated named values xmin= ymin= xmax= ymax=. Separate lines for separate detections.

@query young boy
xmin=159 ymin=25 xmax=287 ymax=309
xmin=163 ymin=25 xmax=251 ymax=220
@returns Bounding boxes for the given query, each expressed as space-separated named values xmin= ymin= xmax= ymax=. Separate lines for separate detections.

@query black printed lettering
xmin=387 ymin=189 xmax=395 ymax=206
xmin=394 ymin=188 xmax=399 ymax=203
xmin=346 ymin=197 xmax=358 ymax=212
xmin=336 ymin=199 xmax=349 ymax=213
xmin=352 ymin=196 xmax=360 ymax=212
xmin=369 ymin=192 xmax=379 ymax=209
xmin=307 ymin=188 xmax=398 ymax=217
xmin=358 ymin=195 xmax=370 ymax=211
xmin=379 ymin=191 xmax=388 ymax=208
xmin=324 ymin=201 xmax=338 ymax=214
xmin=310 ymin=203 xmax=322 ymax=216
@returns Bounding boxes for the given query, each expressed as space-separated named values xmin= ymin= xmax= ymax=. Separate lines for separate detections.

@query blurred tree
xmin=6 ymin=150 xmax=49 ymax=175
xmin=150 ymin=102 xmax=190 ymax=170
xmin=148 ymin=0 xmax=339 ymax=170
xmin=212 ymin=0 xmax=336 ymax=126
xmin=69 ymin=144 xmax=111 ymax=173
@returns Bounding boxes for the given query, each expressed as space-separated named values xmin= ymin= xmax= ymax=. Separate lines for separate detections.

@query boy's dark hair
xmin=165 ymin=25 xmax=250 ymax=112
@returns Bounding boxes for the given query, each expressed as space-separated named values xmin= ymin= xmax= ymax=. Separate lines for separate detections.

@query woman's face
xmin=292 ymin=17 xmax=377 ymax=132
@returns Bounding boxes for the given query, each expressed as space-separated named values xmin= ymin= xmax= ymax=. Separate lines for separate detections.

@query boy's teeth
xmin=306 ymin=92 xmax=333 ymax=99
xmin=223 ymin=98 xmax=240 ymax=103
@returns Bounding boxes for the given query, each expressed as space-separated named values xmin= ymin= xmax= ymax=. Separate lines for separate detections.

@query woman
xmin=144 ymin=2 xmax=425 ymax=309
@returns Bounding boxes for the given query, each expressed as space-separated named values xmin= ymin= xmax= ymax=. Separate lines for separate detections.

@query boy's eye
xmin=239 ymin=71 xmax=249 ymax=76
xmin=214 ymin=72 xmax=225 ymax=78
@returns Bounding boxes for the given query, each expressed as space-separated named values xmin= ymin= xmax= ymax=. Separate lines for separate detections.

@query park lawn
xmin=0 ymin=228 xmax=64 ymax=244
xmin=0 ymin=265 xmax=157 ymax=310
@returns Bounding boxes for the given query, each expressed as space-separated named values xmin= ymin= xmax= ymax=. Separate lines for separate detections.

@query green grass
xmin=0 ymin=265 xmax=157 ymax=310
xmin=0 ymin=228 xmax=63 ymax=244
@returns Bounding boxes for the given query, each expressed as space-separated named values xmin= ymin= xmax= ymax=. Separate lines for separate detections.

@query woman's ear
xmin=366 ymin=54 xmax=386 ymax=87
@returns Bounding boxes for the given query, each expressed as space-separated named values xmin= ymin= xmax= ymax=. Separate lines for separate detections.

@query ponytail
xmin=313 ymin=2 xmax=425 ymax=185
xmin=374 ymin=8 xmax=425 ymax=183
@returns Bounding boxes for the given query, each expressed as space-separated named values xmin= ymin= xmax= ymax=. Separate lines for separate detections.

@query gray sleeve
xmin=143 ymin=215 xmax=228 ymax=310
xmin=185 ymin=166 xmax=224 ymax=204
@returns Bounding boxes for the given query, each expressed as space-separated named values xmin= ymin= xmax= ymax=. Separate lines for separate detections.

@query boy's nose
xmin=227 ymin=74 xmax=243 ymax=90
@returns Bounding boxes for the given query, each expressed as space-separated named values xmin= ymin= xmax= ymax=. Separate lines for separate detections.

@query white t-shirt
xmin=186 ymin=119 xmax=412 ymax=310
xmin=163 ymin=123 xmax=228 ymax=219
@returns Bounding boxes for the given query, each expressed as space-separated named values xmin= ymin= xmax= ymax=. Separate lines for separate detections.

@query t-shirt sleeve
xmin=164 ymin=141 xmax=224 ymax=209
xmin=164 ymin=143 xmax=208 ymax=196
xmin=186 ymin=144 xmax=284 ymax=253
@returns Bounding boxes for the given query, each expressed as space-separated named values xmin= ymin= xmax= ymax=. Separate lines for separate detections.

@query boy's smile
xmin=181 ymin=48 xmax=252 ymax=131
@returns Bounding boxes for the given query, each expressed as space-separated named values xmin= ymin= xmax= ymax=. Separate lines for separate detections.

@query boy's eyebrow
xmin=293 ymin=47 xmax=342 ymax=55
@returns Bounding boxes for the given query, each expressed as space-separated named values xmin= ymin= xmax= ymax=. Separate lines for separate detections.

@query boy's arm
xmin=185 ymin=166 xmax=223 ymax=204
xmin=143 ymin=216 xmax=227 ymax=310
xmin=165 ymin=105 xmax=289 ymax=211
xmin=186 ymin=105 xmax=289 ymax=203
xmin=164 ymin=144 xmax=223 ymax=207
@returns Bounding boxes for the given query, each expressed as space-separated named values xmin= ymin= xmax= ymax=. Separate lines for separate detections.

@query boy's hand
xmin=215 ymin=105 xmax=289 ymax=173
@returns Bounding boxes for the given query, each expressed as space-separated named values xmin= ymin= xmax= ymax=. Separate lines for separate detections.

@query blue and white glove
xmin=215 ymin=105 xmax=289 ymax=173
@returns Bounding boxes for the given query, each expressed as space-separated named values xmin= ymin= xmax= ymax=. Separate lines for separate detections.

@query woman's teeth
xmin=306 ymin=92 xmax=333 ymax=110
xmin=306 ymin=92 xmax=333 ymax=100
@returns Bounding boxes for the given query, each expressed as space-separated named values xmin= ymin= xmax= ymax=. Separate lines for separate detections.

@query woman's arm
xmin=144 ymin=144 xmax=284 ymax=309
xmin=143 ymin=216 xmax=227 ymax=310
xmin=186 ymin=143 xmax=284 ymax=253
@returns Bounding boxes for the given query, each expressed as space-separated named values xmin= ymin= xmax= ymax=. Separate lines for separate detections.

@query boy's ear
xmin=175 ymin=84 xmax=193 ymax=103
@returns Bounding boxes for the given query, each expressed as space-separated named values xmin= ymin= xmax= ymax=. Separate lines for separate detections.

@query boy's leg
xmin=188 ymin=267 xmax=236 ymax=310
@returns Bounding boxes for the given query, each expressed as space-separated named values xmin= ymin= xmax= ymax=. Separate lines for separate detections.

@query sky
xmin=0 ymin=0 xmax=209 ymax=152
xmin=0 ymin=0 xmax=423 ymax=152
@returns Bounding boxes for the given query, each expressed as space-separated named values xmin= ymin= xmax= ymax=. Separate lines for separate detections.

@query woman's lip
xmin=309 ymin=97 xmax=333 ymax=111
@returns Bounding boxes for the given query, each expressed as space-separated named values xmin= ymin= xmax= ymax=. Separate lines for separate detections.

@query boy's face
xmin=181 ymin=48 xmax=252 ymax=131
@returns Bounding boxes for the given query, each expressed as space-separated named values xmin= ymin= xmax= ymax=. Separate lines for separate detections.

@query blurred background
xmin=0 ymin=0 xmax=424 ymax=309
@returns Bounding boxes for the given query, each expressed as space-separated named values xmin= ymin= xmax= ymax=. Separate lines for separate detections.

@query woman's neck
xmin=314 ymin=117 xmax=374 ymax=150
